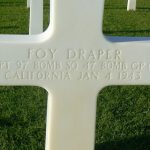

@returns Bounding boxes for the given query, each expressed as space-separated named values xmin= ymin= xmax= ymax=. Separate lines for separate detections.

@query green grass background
xmin=0 ymin=0 xmax=149 ymax=150
xmin=103 ymin=0 xmax=150 ymax=36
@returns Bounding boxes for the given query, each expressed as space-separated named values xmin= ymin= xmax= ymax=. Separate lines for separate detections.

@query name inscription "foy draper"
xmin=28 ymin=49 xmax=121 ymax=60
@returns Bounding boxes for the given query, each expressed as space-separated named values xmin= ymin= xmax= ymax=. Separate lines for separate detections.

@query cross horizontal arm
xmin=0 ymin=43 xmax=150 ymax=87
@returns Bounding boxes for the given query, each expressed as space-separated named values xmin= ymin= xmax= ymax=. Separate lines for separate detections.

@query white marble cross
xmin=127 ymin=0 xmax=136 ymax=11
xmin=27 ymin=0 xmax=30 ymax=8
xmin=0 ymin=0 xmax=149 ymax=150
xmin=26 ymin=0 xmax=43 ymax=34
xmin=29 ymin=0 xmax=43 ymax=34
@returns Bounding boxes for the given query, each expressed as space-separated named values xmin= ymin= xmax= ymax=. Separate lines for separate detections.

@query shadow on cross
xmin=95 ymin=135 xmax=150 ymax=150
xmin=104 ymin=29 xmax=150 ymax=34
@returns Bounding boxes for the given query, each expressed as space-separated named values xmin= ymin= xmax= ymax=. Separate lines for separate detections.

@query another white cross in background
xmin=27 ymin=0 xmax=43 ymax=35
xmin=127 ymin=0 xmax=136 ymax=11
xmin=27 ymin=0 xmax=30 ymax=8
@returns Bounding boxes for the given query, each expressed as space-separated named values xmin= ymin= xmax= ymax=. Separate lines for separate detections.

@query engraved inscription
xmin=131 ymin=62 xmax=146 ymax=71
xmin=77 ymin=72 xmax=100 ymax=80
xmin=99 ymin=61 xmax=128 ymax=71
xmin=0 ymin=61 xmax=10 ymax=70
xmin=77 ymin=72 xmax=112 ymax=81
xmin=28 ymin=49 xmax=57 ymax=59
xmin=33 ymin=61 xmax=62 ymax=70
xmin=66 ymin=49 xmax=121 ymax=60
xmin=118 ymin=71 xmax=141 ymax=80
xmin=5 ymin=71 xmax=71 ymax=80
xmin=1 ymin=48 xmax=148 ymax=81
xmin=16 ymin=61 xmax=29 ymax=70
